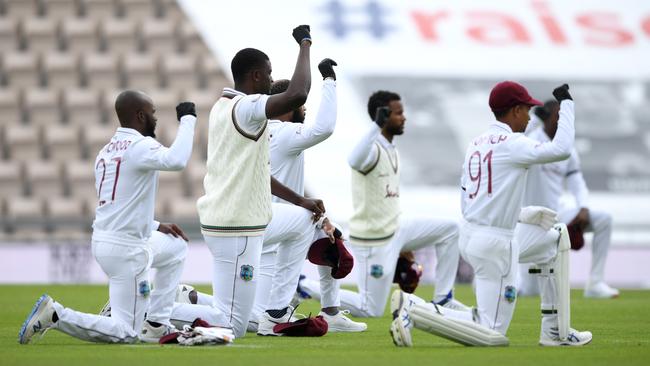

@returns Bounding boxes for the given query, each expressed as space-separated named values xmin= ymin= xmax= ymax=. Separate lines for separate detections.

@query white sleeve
xmin=130 ymin=115 xmax=196 ymax=171
xmin=508 ymin=100 xmax=575 ymax=166
xmin=565 ymin=149 xmax=590 ymax=208
xmin=233 ymin=93 xmax=270 ymax=136
xmin=283 ymin=79 xmax=337 ymax=155
xmin=348 ymin=123 xmax=381 ymax=173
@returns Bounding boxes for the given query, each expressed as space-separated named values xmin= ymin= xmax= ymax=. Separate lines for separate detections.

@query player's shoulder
xmin=238 ymin=92 xmax=269 ymax=106
xmin=125 ymin=136 xmax=163 ymax=157
xmin=269 ymin=120 xmax=300 ymax=137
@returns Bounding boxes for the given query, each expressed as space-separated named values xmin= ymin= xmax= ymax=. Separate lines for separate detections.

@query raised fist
xmin=374 ymin=106 xmax=391 ymax=128
xmin=292 ymin=25 xmax=311 ymax=45
xmin=552 ymin=84 xmax=572 ymax=102
xmin=318 ymin=58 xmax=337 ymax=80
xmin=176 ymin=102 xmax=196 ymax=121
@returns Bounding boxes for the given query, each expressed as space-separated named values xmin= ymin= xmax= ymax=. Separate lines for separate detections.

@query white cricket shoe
xmin=175 ymin=284 xmax=197 ymax=304
xmin=319 ymin=310 xmax=367 ymax=332
xmin=257 ymin=306 xmax=294 ymax=336
xmin=18 ymin=294 xmax=56 ymax=344
xmin=584 ymin=282 xmax=619 ymax=299
xmin=390 ymin=289 xmax=416 ymax=320
xmin=539 ymin=327 xmax=593 ymax=346
xmin=140 ymin=321 xmax=177 ymax=343
xmin=389 ymin=290 xmax=413 ymax=347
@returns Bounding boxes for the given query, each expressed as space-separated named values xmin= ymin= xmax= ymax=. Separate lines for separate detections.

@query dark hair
xmin=367 ymin=90 xmax=400 ymax=120
xmin=270 ymin=79 xmax=290 ymax=95
xmin=231 ymin=48 xmax=269 ymax=83
xmin=492 ymin=108 xmax=510 ymax=119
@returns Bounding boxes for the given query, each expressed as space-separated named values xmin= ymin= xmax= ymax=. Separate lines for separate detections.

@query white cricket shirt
xmin=523 ymin=128 xmax=589 ymax=211
xmin=460 ymin=100 xmax=575 ymax=230
xmin=269 ymin=79 xmax=336 ymax=202
xmin=92 ymin=116 xmax=196 ymax=246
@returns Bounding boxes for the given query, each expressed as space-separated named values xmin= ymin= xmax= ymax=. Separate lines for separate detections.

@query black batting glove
xmin=374 ymin=106 xmax=391 ymax=128
xmin=533 ymin=106 xmax=550 ymax=121
xmin=552 ymin=84 xmax=572 ymax=102
xmin=318 ymin=58 xmax=337 ymax=80
xmin=176 ymin=102 xmax=196 ymax=121
xmin=292 ymin=25 xmax=311 ymax=45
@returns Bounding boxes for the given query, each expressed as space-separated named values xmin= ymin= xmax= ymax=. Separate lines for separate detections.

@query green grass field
xmin=1 ymin=285 xmax=649 ymax=366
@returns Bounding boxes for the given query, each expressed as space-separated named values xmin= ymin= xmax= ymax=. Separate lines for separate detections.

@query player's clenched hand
xmin=300 ymin=197 xmax=325 ymax=223
xmin=176 ymin=102 xmax=196 ymax=121
xmin=569 ymin=208 xmax=590 ymax=231
xmin=318 ymin=58 xmax=337 ymax=80
xmin=158 ymin=223 xmax=189 ymax=242
xmin=552 ymin=84 xmax=572 ymax=102
xmin=374 ymin=106 xmax=391 ymax=128
xmin=292 ymin=25 xmax=312 ymax=45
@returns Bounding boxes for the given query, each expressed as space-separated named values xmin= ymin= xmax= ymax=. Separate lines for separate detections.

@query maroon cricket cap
xmin=489 ymin=81 xmax=543 ymax=112
xmin=273 ymin=316 xmax=328 ymax=337
xmin=308 ymin=238 xmax=354 ymax=279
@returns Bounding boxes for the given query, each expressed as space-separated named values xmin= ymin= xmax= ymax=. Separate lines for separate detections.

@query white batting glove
xmin=519 ymin=206 xmax=558 ymax=231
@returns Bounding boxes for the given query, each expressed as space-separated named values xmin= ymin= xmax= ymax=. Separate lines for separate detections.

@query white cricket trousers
xmin=252 ymin=203 xmax=316 ymax=322
xmin=286 ymin=226 xmax=343 ymax=310
xmin=51 ymin=231 xmax=188 ymax=343
xmin=518 ymin=208 xmax=612 ymax=295
xmin=340 ymin=216 xmax=460 ymax=318
xmin=459 ymin=222 xmax=517 ymax=335
xmin=460 ymin=221 xmax=560 ymax=336
xmin=204 ymin=235 xmax=263 ymax=338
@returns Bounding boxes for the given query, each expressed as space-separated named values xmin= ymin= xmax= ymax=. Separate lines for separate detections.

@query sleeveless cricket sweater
xmin=349 ymin=142 xmax=401 ymax=246
xmin=196 ymin=95 xmax=272 ymax=236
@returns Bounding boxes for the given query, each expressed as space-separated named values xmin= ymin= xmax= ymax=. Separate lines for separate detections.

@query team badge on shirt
xmin=240 ymin=265 xmax=254 ymax=282
xmin=370 ymin=264 xmax=384 ymax=278
xmin=138 ymin=280 xmax=151 ymax=298
xmin=504 ymin=286 xmax=517 ymax=303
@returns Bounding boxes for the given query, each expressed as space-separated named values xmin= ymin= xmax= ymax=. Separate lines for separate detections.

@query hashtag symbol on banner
xmin=320 ymin=0 xmax=395 ymax=39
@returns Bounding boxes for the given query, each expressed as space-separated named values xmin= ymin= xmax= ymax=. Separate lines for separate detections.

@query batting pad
xmin=554 ymin=223 xmax=571 ymax=341
xmin=409 ymin=305 xmax=509 ymax=347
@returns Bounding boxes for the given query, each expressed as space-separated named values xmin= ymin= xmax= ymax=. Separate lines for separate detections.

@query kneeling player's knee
xmin=169 ymin=237 xmax=188 ymax=261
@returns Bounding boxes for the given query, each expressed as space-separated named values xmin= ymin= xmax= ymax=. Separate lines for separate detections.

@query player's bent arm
xmin=285 ymin=79 xmax=337 ymax=155
xmin=265 ymin=42 xmax=311 ymax=119
xmin=133 ymin=115 xmax=196 ymax=171
xmin=348 ymin=124 xmax=381 ymax=172
xmin=271 ymin=176 xmax=325 ymax=216
xmin=270 ymin=176 xmax=307 ymax=206
xmin=509 ymin=100 xmax=575 ymax=165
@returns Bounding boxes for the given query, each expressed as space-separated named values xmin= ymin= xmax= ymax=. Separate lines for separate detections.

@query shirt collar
xmin=223 ymin=87 xmax=246 ymax=98
xmin=490 ymin=121 xmax=514 ymax=133
xmin=378 ymin=133 xmax=395 ymax=149
xmin=116 ymin=127 xmax=143 ymax=137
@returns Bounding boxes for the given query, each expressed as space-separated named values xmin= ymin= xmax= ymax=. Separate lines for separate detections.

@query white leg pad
xmin=409 ymin=304 xmax=509 ymax=347
xmin=553 ymin=223 xmax=571 ymax=341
